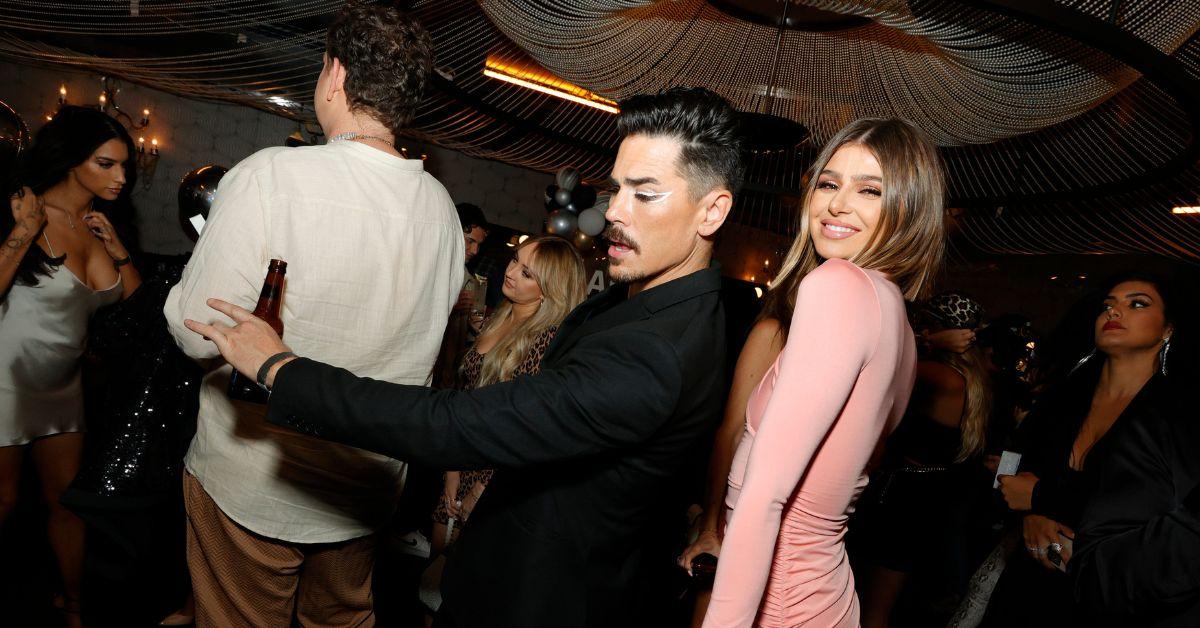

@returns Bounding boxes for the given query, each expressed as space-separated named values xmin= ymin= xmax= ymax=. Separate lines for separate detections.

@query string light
xmin=1172 ymin=206 xmax=1200 ymax=214
xmin=483 ymin=57 xmax=619 ymax=114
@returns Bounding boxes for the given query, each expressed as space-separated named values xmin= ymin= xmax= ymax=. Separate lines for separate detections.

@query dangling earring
xmin=1069 ymin=349 xmax=1097 ymax=376
xmin=1159 ymin=336 xmax=1171 ymax=377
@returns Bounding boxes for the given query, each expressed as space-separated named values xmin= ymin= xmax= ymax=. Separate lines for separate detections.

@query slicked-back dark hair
xmin=455 ymin=202 xmax=488 ymax=233
xmin=325 ymin=2 xmax=433 ymax=135
xmin=616 ymin=87 xmax=745 ymax=199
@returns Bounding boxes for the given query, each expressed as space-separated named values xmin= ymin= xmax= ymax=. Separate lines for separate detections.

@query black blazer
xmin=1071 ymin=382 xmax=1199 ymax=627
xmin=267 ymin=265 xmax=728 ymax=628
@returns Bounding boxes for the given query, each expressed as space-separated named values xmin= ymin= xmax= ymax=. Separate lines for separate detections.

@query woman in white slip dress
xmin=0 ymin=106 xmax=141 ymax=626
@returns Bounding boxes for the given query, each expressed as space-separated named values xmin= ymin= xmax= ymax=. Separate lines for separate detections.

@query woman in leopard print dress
xmin=431 ymin=235 xmax=587 ymax=552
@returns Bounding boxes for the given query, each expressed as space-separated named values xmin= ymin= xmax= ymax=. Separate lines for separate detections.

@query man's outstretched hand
xmin=184 ymin=298 xmax=296 ymax=388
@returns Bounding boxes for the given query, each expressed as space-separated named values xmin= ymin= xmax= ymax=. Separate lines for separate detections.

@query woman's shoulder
xmin=803 ymin=258 xmax=875 ymax=289
xmin=917 ymin=359 xmax=966 ymax=391
xmin=797 ymin=258 xmax=886 ymax=310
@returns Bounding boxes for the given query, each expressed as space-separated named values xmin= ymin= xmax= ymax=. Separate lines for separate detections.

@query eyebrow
xmin=1104 ymin=292 xmax=1154 ymax=300
xmin=606 ymin=176 xmax=661 ymax=188
xmin=514 ymin=257 xmax=540 ymax=283
xmin=819 ymin=168 xmax=883 ymax=183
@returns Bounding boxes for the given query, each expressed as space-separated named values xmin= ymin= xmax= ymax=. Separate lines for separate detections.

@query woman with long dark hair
xmin=0 ymin=105 xmax=141 ymax=626
xmin=705 ymin=118 xmax=946 ymax=627
xmin=978 ymin=272 xmax=1183 ymax=627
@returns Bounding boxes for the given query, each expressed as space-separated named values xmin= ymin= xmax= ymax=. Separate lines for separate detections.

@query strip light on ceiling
xmin=483 ymin=58 xmax=619 ymax=114
xmin=1171 ymin=206 xmax=1200 ymax=214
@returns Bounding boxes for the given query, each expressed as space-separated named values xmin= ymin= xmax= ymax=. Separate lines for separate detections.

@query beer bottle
xmin=227 ymin=259 xmax=287 ymax=403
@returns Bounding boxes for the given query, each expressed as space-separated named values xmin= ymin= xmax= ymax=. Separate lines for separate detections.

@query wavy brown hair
xmin=760 ymin=118 xmax=946 ymax=338
xmin=326 ymin=2 xmax=433 ymax=134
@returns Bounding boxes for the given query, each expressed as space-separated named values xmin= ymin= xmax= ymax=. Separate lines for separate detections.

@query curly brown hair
xmin=325 ymin=2 xmax=433 ymax=134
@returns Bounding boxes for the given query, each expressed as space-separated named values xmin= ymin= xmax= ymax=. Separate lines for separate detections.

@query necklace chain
xmin=328 ymin=131 xmax=392 ymax=145
xmin=44 ymin=202 xmax=78 ymax=230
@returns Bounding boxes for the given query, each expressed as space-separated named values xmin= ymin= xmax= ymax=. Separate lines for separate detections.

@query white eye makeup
xmin=635 ymin=190 xmax=673 ymax=204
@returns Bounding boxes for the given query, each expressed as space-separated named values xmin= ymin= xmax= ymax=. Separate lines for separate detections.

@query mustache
xmin=601 ymin=225 xmax=640 ymax=252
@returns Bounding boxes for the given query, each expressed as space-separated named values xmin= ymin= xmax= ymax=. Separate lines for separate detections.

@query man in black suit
xmin=183 ymin=87 xmax=745 ymax=627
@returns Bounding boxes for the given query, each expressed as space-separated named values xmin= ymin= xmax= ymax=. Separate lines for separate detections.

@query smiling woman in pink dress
xmin=705 ymin=118 xmax=947 ymax=628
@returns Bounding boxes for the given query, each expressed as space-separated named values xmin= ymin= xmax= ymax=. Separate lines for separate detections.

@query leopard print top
xmin=432 ymin=325 xmax=559 ymax=526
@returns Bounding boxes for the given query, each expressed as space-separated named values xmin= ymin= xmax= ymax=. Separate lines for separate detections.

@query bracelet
xmin=112 ymin=255 xmax=132 ymax=267
xmin=257 ymin=351 xmax=296 ymax=388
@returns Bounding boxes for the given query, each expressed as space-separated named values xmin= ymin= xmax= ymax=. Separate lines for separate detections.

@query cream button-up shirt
xmin=165 ymin=140 xmax=464 ymax=543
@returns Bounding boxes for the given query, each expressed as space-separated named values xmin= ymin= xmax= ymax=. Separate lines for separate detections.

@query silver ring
xmin=1048 ymin=542 xmax=1063 ymax=553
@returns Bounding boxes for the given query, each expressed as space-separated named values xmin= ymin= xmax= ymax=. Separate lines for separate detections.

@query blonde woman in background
xmin=430 ymin=234 xmax=588 ymax=552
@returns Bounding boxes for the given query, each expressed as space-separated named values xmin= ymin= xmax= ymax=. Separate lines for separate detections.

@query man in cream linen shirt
xmin=163 ymin=6 xmax=462 ymax=626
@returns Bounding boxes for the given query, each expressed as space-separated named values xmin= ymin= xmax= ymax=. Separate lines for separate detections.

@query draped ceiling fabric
xmin=1 ymin=0 xmax=1198 ymax=262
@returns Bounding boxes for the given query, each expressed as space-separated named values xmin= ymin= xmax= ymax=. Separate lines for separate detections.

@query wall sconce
xmin=48 ymin=77 xmax=165 ymax=191
xmin=136 ymin=136 xmax=160 ymax=189
xmin=51 ymin=78 xmax=152 ymax=129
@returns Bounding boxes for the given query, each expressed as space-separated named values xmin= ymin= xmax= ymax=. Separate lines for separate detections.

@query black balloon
xmin=0 ymin=99 xmax=31 ymax=193
xmin=554 ymin=187 xmax=573 ymax=208
xmin=178 ymin=165 xmax=228 ymax=242
xmin=571 ymin=184 xmax=597 ymax=211
xmin=565 ymin=202 xmax=577 ymax=214
xmin=546 ymin=209 xmax=578 ymax=235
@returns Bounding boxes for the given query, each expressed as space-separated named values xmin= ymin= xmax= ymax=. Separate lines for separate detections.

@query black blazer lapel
xmin=542 ymin=265 xmax=723 ymax=366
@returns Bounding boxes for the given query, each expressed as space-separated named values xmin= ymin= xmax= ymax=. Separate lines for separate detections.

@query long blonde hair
xmin=938 ymin=347 xmax=993 ymax=462
xmin=473 ymin=236 xmax=587 ymax=387
xmin=766 ymin=119 xmax=946 ymax=316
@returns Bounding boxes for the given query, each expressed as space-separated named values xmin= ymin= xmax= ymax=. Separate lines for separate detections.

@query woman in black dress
xmin=981 ymin=272 xmax=1182 ymax=626
xmin=853 ymin=292 xmax=992 ymax=628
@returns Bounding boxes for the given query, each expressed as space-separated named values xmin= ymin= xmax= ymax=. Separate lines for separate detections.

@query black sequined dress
xmin=60 ymin=255 xmax=202 ymax=622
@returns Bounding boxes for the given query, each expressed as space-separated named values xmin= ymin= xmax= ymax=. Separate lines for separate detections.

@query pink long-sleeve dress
xmin=705 ymin=258 xmax=917 ymax=627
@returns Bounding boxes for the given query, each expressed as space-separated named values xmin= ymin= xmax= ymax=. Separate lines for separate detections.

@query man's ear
xmin=325 ymin=56 xmax=346 ymax=102
xmin=697 ymin=187 xmax=733 ymax=238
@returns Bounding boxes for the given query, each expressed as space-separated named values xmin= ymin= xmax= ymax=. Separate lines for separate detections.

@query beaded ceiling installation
xmin=1 ymin=0 xmax=1198 ymax=262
